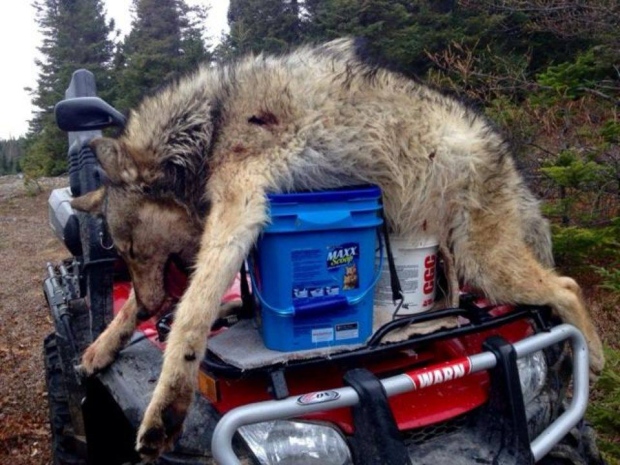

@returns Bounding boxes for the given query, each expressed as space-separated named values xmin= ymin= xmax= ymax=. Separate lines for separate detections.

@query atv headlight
xmin=517 ymin=350 xmax=548 ymax=404
xmin=238 ymin=420 xmax=353 ymax=465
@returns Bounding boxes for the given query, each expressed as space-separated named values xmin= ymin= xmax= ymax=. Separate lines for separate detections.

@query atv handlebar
xmin=211 ymin=324 xmax=589 ymax=465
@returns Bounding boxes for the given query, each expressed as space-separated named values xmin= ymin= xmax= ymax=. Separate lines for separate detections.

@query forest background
xmin=0 ymin=0 xmax=618 ymax=461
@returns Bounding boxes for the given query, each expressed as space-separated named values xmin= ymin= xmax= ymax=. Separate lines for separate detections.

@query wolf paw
xmin=78 ymin=342 xmax=116 ymax=376
xmin=136 ymin=388 xmax=192 ymax=461
xmin=589 ymin=343 xmax=605 ymax=382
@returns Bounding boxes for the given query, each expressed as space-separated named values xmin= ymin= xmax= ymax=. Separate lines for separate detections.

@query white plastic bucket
xmin=374 ymin=235 xmax=439 ymax=317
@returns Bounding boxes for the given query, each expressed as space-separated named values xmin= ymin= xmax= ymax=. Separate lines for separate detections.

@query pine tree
xmin=25 ymin=0 xmax=115 ymax=177
xmin=221 ymin=0 xmax=481 ymax=76
xmin=300 ymin=1 xmax=525 ymax=78
xmin=0 ymin=138 xmax=24 ymax=175
xmin=221 ymin=0 xmax=302 ymax=57
xmin=114 ymin=0 xmax=211 ymax=112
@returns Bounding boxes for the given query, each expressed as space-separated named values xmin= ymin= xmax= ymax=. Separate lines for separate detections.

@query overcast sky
xmin=0 ymin=0 xmax=229 ymax=140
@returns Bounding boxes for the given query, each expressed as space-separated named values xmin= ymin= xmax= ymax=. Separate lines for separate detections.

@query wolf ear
xmin=71 ymin=187 xmax=105 ymax=214
xmin=90 ymin=137 xmax=138 ymax=184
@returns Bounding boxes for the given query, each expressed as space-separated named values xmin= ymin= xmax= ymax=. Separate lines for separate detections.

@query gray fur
xmin=73 ymin=38 xmax=601 ymax=460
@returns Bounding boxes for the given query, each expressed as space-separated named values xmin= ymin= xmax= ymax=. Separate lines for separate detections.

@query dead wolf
xmin=72 ymin=38 xmax=604 ymax=460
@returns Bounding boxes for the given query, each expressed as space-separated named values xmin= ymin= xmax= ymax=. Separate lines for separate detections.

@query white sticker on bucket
xmin=335 ymin=322 xmax=359 ymax=340
xmin=312 ymin=327 xmax=334 ymax=343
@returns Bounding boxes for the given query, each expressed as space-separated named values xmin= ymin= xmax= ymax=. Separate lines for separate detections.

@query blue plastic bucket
xmin=252 ymin=185 xmax=383 ymax=351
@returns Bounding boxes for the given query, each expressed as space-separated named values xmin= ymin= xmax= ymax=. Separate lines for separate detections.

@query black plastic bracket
xmin=344 ymin=368 xmax=411 ymax=465
xmin=268 ymin=369 xmax=289 ymax=400
xmin=460 ymin=294 xmax=494 ymax=324
xmin=482 ymin=335 xmax=534 ymax=463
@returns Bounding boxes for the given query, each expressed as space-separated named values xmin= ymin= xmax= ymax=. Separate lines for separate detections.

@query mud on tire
xmin=43 ymin=333 xmax=86 ymax=465
xmin=539 ymin=420 xmax=607 ymax=465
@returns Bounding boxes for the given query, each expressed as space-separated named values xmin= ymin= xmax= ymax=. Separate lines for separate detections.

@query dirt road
xmin=0 ymin=175 xmax=68 ymax=465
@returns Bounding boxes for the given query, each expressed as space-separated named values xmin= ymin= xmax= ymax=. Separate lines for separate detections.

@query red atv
xmin=43 ymin=69 xmax=605 ymax=465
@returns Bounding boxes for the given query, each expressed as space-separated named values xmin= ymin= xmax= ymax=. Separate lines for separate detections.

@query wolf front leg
xmin=79 ymin=289 xmax=139 ymax=375
xmin=135 ymin=164 xmax=271 ymax=460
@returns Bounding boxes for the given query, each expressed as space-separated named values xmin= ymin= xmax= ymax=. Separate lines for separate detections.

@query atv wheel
xmin=538 ymin=421 xmax=606 ymax=465
xmin=44 ymin=333 xmax=87 ymax=465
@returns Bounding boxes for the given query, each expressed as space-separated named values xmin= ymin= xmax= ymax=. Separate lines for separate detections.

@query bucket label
xmin=327 ymin=242 xmax=360 ymax=290
xmin=326 ymin=243 xmax=359 ymax=269
xmin=423 ymin=255 xmax=436 ymax=297
xmin=335 ymin=322 xmax=359 ymax=340
xmin=374 ymin=240 xmax=438 ymax=315
xmin=292 ymin=249 xmax=335 ymax=299
xmin=312 ymin=327 xmax=334 ymax=343
xmin=290 ymin=243 xmax=362 ymax=301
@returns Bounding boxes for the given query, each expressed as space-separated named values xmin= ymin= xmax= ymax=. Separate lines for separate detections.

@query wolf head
xmin=70 ymin=67 xmax=222 ymax=314
xmin=71 ymin=136 xmax=205 ymax=315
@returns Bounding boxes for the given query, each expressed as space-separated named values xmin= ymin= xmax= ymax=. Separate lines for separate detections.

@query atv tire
xmin=538 ymin=421 xmax=607 ymax=465
xmin=44 ymin=333 xmax=87 ymax=465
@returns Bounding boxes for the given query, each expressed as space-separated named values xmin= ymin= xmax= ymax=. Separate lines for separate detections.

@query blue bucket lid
xmin=267 ymin=185 xmax=381 ymax=204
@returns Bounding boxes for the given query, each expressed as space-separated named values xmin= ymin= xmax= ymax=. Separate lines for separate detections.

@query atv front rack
xmin=203 ymin=300 xmax=551 ymax=378
xmin=211 ymin=324 xmax=589 ymax=465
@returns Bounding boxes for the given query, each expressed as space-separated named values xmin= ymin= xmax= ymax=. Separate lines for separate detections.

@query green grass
xmin=588 ymin=346 xmax=620 ymax=464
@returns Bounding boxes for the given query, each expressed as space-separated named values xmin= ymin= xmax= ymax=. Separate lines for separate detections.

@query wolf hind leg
xmin=545 ymin=279 xmax=605 ymax=376
xmin=79 ymin=289 xmax=139 ymax=375
xmin=455 ymin=228 xmax=604 ymax=378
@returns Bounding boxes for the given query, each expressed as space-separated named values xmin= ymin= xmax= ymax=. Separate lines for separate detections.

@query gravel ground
xmin=0 ymin=175 xmax=68 ymax=465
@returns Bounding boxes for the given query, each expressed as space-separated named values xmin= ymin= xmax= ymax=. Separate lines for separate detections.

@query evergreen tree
xmin=0 ymin=138 xmax=24 ymax=175
xmin=26 ymin=0 xmax=116 ymax=177
xmin=300 ymin=0 xmax=568 ymax=79
xmin=301 ymin=0 xmax=426 ymax=72
xmin=222 ymin=0 xmax=503 ymax=76
xmin=114 ymin=0 xmax=211 ymax=112
xmin=221 ymin=0 xmax=302 ymax=57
